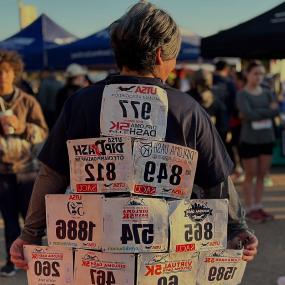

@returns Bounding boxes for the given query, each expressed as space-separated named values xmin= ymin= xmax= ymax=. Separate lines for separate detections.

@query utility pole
xmin=17 ymin=0 xmax=23 ymax=29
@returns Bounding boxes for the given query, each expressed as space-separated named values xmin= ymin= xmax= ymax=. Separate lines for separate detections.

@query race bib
xmin=102 ymin=197 xmax=169 ymax=253
xmin=67 ymin=137 xmax=133 ymax=193
xmin=197 ymin=250 xmax=247 ymax=285
xmin=46 ymin=194 xmax=103 ymax=249
xmin=24 ymin=245 xmax=73 ymax=285
xmin=169 ymin=199 xmax=228 ymax=252
xmin=100 ymin=84 xmax=168 ymax=140
xmin=74 ymin=249 xmax=135 ymax=285
xmin=137 ymin=252 xmax=198 ymax=285
xmin=251 ymin=119 xmax=272 ymax=130
xmin=133 ymin=140 xmax=198 ymax=198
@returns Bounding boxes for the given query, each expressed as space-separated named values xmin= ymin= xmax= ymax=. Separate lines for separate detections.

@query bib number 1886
xmin=56 ymin=220 xmax=96 ymax=241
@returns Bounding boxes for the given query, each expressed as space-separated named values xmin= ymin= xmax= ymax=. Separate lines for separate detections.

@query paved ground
xmin=0 ymin=168 xmax=284 ymax=285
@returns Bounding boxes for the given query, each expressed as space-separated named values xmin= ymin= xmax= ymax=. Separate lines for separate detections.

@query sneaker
xmin=258 ymin=209 xmax=274 ymax=221
xmin=277 ymin=276 xmax=285 ymax=285
xmin=245 ymin=210 xmax=266 ymax=224
xmin=0 ymin=262 xmax=16 ymax=277
xmin=264 ymin=176 xmax=274 ymax=187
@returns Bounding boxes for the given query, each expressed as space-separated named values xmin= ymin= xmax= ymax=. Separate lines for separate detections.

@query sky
xmin=0 ymin=0 xmax=284 ymax=40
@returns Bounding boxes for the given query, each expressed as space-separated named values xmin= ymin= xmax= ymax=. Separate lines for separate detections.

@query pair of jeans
xmin=0 ymin=174 xmax=35 ymax=263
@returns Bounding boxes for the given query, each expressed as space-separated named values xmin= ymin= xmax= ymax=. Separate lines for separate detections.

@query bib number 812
xmin=208 ymin=266 xmax=237 ymax=281
xmin=120 ymin=223 xmax=154 ymax=244
xmin=85 ymin=163 xmax=116 ymax=182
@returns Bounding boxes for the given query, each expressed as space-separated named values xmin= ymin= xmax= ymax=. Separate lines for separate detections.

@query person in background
xmin=16 ymin=77 xmax=34 ymax=96
xmin=236 ymin=61 xmax=279 ymax=224
xmin=230 ymin=71 xmax=247 ymax=183
xmin=213 ymin=61 xmax=242 ymax=176
xmin=188 ymin=69 xmax=228 ymax=141
xmin=37 ymin=69 xmax=63 ymax=129
xmin=56 ymin=63 xmax=88 ymax=117
xmin=0 ymin=50 xmax=48 ymax=277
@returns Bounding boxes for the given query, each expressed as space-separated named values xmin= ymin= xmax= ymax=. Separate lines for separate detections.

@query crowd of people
xmin=172 ymin=60 xmax=283 ymax=225
xmin=0 ymin=4 xmax=282 ymax=278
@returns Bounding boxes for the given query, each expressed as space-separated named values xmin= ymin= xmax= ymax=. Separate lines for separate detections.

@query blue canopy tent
xmin=47 ymin=28 xmax=200 ymax=69
xmin=0 ymin=14 xmax=77 ymax=70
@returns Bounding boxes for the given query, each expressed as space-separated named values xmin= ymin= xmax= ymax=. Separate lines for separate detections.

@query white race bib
xmin=102 ymin=197 xmax=169 ymax=253
xmin=133 ymin=140 xmax=198 ymax=198
xmin=137 ymin=252 xmax=198 ymax=285
xmin=46 ymin=194 xmax=103 ymax=250
xmin=197 ymin=250 xmax=247 ymax=285
xmin=169 ymin=199 xmax=228 ymax=252
xmin=100 ymin=84 xmax=168 ymax=140
xmin=251 ymin=119 xmax=272 ymax=130
xmin=74 ymin=249 xmax=135 ymax=285
xmin=24 ymin=245 xmax=73 ymax=285
xmin=67 ymin=137 xmax=133 ymax=193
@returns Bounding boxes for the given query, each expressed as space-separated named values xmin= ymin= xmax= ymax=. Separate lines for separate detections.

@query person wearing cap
xmin=55 ymin=63 xmax=88 ymax=117
xmin=10 ymin=2 xmax=258 ymax=272
xmin=0 ymin=50 xmax=48 ymax=277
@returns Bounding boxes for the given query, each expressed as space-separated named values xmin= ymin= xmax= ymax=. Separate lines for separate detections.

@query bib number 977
xmin=120 ymin=223 xmax=154 ymax=244
xmin=119 ymin=100 xmax=151 ymax=120
xmin=90 ymin=269 xmax=115 ymax=285
xmin=184 ymin=222 xmax=213 ymax=241
xmin=208 ymin=266 xmax=237 ymax=281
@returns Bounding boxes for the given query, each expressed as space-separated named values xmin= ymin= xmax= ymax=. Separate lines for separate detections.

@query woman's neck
xmin=0 ymin=86 xmax=14 ymax=96
xmin=120 ymin=67 xmax=156 ymax=79
xmin=245 ymin=84 xmax=261 ymax=93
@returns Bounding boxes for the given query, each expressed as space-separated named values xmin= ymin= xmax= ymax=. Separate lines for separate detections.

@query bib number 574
xmin=120 ymin=224 xmax=154 ymax=244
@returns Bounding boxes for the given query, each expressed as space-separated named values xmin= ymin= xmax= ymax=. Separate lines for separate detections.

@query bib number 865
xmin=185 ymin=222 xmax=213 ymax=241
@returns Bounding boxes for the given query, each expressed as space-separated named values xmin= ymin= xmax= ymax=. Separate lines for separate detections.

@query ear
xmin=155 ymin=48 xmax=163 ymax=65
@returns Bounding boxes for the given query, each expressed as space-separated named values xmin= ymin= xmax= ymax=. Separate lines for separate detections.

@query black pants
xmin=0 ymin=174 xmax=34 ymax=263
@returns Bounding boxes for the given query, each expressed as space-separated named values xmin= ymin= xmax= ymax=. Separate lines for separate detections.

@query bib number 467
xmin=120 ymin=224 xmax=154 ymax=244
xmin=90 ymin=269 xmax=115 ymax=285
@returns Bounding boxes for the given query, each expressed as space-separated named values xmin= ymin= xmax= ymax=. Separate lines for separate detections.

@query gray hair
xmin=110 ymin=2 xmax=181 ymax=73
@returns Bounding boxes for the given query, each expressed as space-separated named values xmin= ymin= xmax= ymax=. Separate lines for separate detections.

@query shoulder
xmin=164 ymin=85 xmax=200 ymax=107
xmin=17 ymin=88 xmax=40 ymax=106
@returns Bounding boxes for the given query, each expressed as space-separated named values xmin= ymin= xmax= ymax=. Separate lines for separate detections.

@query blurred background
xmin=0 ymin=1 xmax=285 ymax=284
